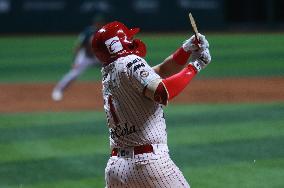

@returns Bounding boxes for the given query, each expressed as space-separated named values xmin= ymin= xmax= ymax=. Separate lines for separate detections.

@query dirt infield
xmin=1 ymin=77 xmax=284 ymax=113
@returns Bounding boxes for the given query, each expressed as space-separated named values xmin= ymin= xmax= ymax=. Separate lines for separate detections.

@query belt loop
xmin=152 ymin=144 xmax=157 ymax=154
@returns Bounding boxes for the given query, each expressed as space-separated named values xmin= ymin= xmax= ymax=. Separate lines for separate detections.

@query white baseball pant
xmin=105 ymin=144 xmax=190 ymax=188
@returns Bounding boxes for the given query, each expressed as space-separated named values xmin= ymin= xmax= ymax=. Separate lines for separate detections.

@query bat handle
xmin=194 ymin=34 xmax=200 ymax=49
xmin=194 ymin=32 xmax=199 ymax=42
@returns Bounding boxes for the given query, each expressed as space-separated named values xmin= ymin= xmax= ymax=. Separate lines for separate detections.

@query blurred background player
xmin=51 ymin=14 xmax=106 ymax=101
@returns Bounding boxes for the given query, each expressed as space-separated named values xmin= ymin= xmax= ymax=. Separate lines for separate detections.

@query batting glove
xmin=182 ymin=33 xmax=209 ymax=52
xmin=190 ymin=48 xmax=211 ymax=72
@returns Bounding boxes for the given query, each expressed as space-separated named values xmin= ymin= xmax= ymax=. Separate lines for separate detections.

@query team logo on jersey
xmin=126 ymin=58 xmax=142 ymax=68
xmin=105 ymin=36 xmax=123 ymax=54
xmin=140 ymin=70 xmax=149 ymax=77
xmin=126 ymin=58 xmax=146 ymax=72
xmin=110 ymin=123 xmax=136 ymax=139
xmin=133 ymin=63 xmax=145 ymax=72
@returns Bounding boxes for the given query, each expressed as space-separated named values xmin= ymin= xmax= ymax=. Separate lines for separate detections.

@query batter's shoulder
xmin=111 ymin=55 xmax=149 ymax=79
xmin=125 ymin=55 xmax=147 ymax=69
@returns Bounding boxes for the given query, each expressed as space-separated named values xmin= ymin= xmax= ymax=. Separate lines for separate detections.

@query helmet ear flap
xmin=128 ymin=28 xmax=140 ymax=38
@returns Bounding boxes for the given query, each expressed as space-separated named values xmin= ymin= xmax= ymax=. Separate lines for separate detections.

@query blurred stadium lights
xmin=22 ymin=1 xmax=65 ymax=11
xmin=80 ymin=1 xmax=111 ymax=13
xmin=0 ymin=0 xmax=284 ymax=33
xmin=178 ymin=0 xmax=220 ymax=10
xmin=0 ymin=0 xmax=10 ymax=13
xmin=132 ymin=0 xmax=160 ymax=13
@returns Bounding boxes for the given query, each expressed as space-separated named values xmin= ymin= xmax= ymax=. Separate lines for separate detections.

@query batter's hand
xmin=190 ymin=48 xmax=211 ymax=72
xmin=182 ymin=33 xmax=209 ymax=52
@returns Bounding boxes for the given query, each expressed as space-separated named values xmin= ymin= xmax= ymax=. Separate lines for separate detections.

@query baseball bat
xmin=188 ymin=13 xmax=199 ymax=42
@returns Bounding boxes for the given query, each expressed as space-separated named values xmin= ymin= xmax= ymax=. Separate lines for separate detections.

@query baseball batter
xmin=51 ymin=16 xmax=105 ymax=101
xmin=92 ymin=21 xmax=211 ymax=187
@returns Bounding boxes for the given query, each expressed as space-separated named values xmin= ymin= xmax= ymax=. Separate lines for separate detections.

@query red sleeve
xmin=154 ymin=82 xmax=169 ymax=105
xmin=153 ymin=64 xmax=197 ymax=104
xmin=172 ymin=47 xmax=191 ymax=65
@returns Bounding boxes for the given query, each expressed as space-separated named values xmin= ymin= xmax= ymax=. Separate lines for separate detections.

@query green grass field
xmin=0 ymin=103 xmax=284 ymax=188
xmin=0 ymin=33 xmax=284 ymax=187
xmin=0 ymin=33 xmax=284 ymax=83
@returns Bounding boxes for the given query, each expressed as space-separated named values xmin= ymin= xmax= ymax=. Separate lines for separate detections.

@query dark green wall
xmin=0 ymin=0 xmax=283 ymax=33
xmin=0 ymin=0 xmax=225 ymax=33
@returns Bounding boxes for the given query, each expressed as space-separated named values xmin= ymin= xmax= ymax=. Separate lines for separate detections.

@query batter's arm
xmin=146 ymin=35 xmax=211 ymax=105
xmin=153 ymin=55 xmax=187 ymax=78
xmin=153 ymin=33 xmax=209 ymax=78
xmin=153 ymin=36 xmax=195 ymax=78
xmin=145 ymin=63 xmax=198 ymax=105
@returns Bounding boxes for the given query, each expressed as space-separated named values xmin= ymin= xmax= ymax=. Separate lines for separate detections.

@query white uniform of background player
xmin=51 ymin=18 xmax=104 ymax=101
xmin=92 ymin=21 xmax=211 ymax=188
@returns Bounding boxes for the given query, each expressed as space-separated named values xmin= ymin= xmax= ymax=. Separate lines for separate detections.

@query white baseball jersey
xmin=101 ymin=54 xmax=167 ymax=149
xmin=102 ymin=54 xmax=190 ymax=188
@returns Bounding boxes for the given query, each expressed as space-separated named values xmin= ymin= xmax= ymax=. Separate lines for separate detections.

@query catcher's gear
xmin=92 ymin=21 xmax=146 ymax=64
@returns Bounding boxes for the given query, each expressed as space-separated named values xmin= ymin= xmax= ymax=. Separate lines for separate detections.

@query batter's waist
xmin=111 ymin=144 xmax=169 ymax=158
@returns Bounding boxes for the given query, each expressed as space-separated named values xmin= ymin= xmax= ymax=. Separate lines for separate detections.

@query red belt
xmin=111 ymin=144 xmax=154 ymax=156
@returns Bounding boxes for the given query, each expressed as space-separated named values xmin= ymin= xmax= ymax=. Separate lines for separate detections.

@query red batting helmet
xmin=92 ymin=21 xmax=146 ymax=65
